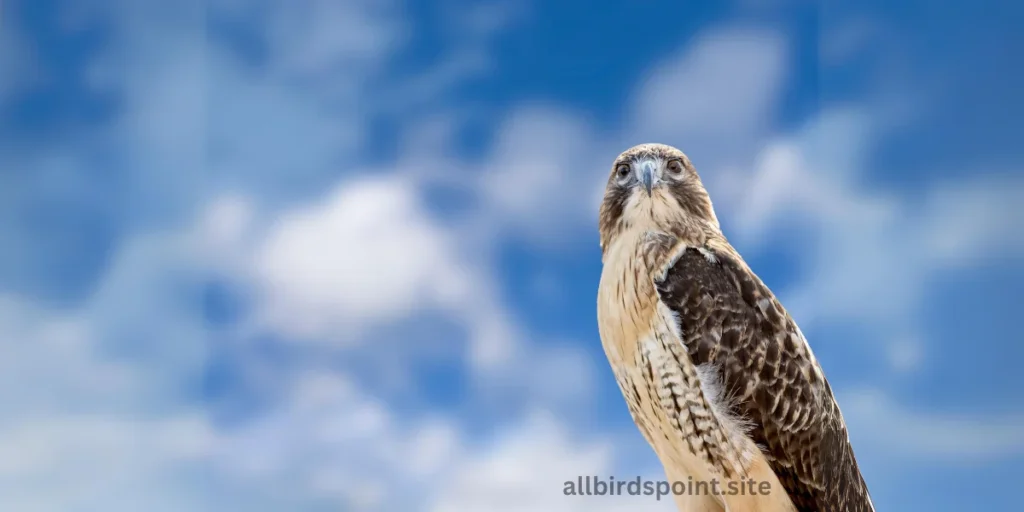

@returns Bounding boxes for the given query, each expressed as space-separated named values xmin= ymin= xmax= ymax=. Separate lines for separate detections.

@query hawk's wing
xmin=654 ymin=244 xmax=874 ymax=512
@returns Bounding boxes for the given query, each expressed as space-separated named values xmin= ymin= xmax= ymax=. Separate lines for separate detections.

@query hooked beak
xmin=638 ymin=162 xmax=655 ymax=196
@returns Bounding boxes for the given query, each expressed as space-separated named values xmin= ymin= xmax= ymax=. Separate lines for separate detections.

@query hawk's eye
xmin=666 ymin=158 xmax=684 ymax=175
xmin=615 ymin=163 xmax=631 ymax=179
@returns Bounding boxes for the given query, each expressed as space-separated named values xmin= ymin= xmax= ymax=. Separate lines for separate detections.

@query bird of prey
xmin=596 ymin=143 xmax=874 ymax=512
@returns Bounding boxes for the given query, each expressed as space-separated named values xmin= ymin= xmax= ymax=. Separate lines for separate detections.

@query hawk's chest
xmin=596 ymin=231 xmax=665 ymax=369
xmin=597 ymin=230 xmax=693 ymax=457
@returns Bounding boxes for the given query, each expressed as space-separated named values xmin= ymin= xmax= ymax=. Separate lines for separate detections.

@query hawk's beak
xmin=639 ymin=164 xmax=655 ymax=196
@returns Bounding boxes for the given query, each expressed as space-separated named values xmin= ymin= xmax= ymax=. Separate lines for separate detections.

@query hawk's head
xmin=598 ymin=143 xmax=720 ymax=251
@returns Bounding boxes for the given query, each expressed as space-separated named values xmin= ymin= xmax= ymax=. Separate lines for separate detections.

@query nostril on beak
xmin=639 ymin=164 xmax=654 ymax=196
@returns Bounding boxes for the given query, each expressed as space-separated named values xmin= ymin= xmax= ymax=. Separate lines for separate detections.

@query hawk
xmin=596 ymin=143 xmax=874 ymax=512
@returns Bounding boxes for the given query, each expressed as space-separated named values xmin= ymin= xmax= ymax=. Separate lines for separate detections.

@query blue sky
xmin=1 ymin=0 xmax=1023 ymax=510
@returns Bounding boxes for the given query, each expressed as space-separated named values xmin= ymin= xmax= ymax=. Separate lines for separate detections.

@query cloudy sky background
xmin=1 ymin=0 xmax=1023 ymax=510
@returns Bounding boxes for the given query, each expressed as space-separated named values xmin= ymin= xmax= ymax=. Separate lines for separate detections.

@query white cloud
xmin=196 ymin=193 xmax=256 ymax=259
xmin=430 ymin=413 xmax=674 ymax=512
xmin=918 ymin=177 xmax=1024 ymax=265
xmin=253 ymin=176 xmax=472 ymax=339
xmin=210 ymin=370 xmax=465 ymax=511
xmin=258 ymin=0 xmax=406 ymax=80
xmin=0 ymin=298 xmax=136 ymax=416
xmin=237 ymin=171 xmax=526 ymax=375
xmin=471 ymin=341 xmax=602 ymax=415
xmin=629 ymin=28 xmax=787 ymax=163
xmin=0 ymin=413 xmax=214 ymax=512
xmin=78 ymin=0 xmax=404 ymax=221
xmin=717 ymin=108 xmax=875 ymax=245
xmin=478 ymin=106 xmax=607 ymax=243
xmin=841 ymin=388 xmax=1024 ymax=461
xmin=885 ymin=336 xmax=924 ymax=373
xmin=446 ymin=0 xmax=529 ymax=40
xmin=0 ymin=286 xmax=216 ymax=512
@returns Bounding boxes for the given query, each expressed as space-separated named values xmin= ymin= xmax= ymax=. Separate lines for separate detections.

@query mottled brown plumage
xmin=596 ymin=143 xmax=873 ymax=512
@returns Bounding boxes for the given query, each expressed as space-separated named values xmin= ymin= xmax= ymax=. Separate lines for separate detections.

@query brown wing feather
xmin=654 ymin=245 xmax=874 ymax=512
